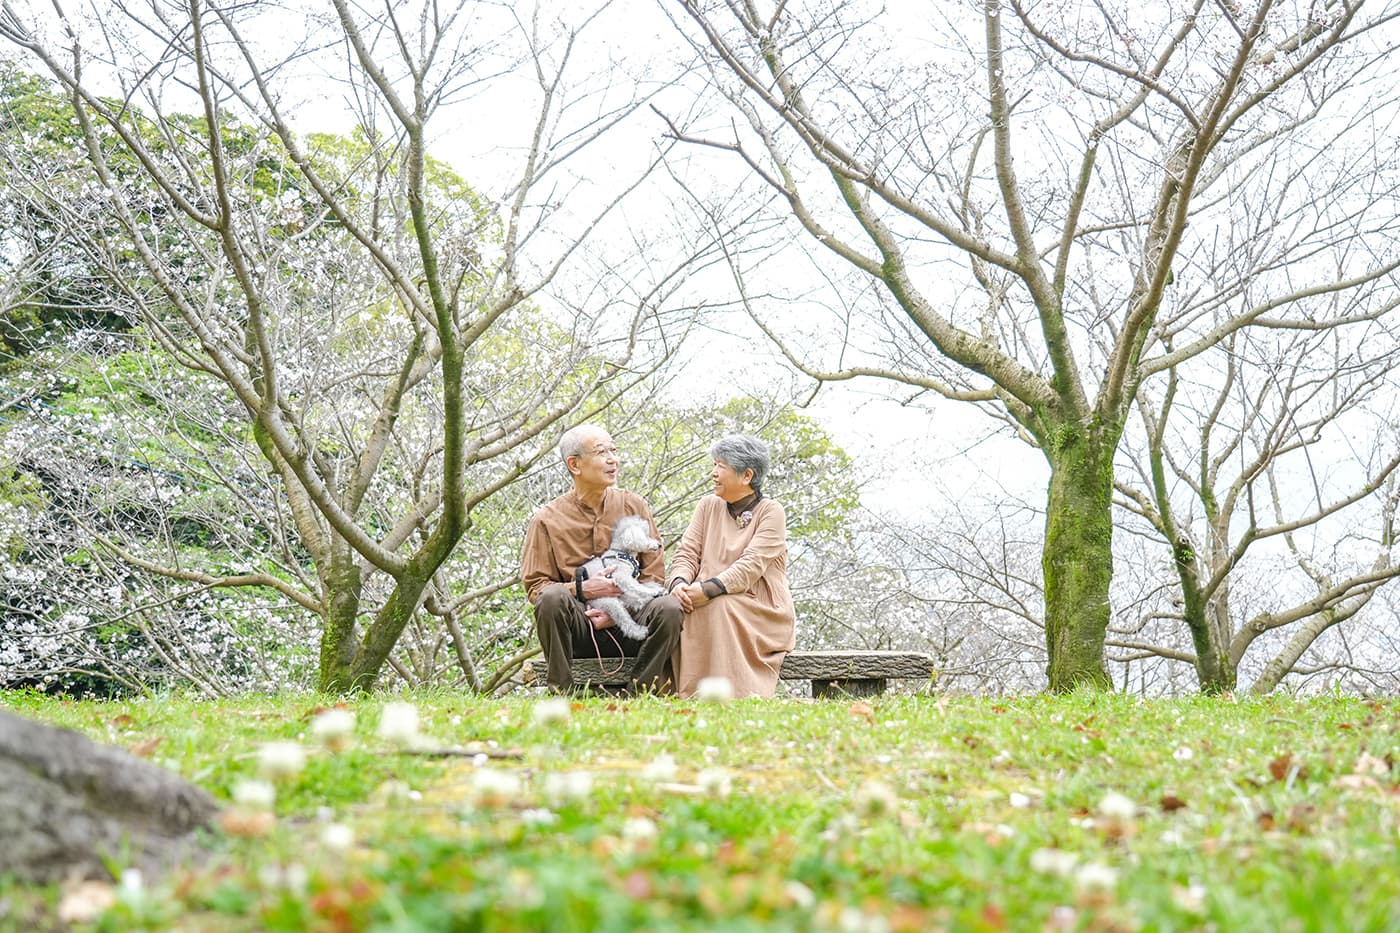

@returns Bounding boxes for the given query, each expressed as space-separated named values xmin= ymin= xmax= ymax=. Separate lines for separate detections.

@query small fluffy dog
xmin=575 ymin=515 xmax=665 ymax=640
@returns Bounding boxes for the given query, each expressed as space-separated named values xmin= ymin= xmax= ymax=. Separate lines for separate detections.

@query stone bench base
xmin=528 ymin=650 xmax=935 ymax=698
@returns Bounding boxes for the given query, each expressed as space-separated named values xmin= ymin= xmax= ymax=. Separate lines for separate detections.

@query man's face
xmin=569 ymin=431 xmax=620 ymax=488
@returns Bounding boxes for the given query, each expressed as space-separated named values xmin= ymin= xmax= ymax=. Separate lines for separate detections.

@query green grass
xmin=3 ymin=689 xmax=1400 ymax=931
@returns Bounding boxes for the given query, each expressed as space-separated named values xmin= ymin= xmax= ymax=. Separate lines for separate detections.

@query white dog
xmin=575 ymin=515 xmax=665 ymax=640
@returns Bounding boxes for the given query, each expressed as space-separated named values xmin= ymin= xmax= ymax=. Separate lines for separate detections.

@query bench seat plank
xmin=527 ymin=649 xmax=934 ymax=695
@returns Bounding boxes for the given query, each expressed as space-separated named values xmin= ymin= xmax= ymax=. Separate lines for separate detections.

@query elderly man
xmin=522 ymin=424 xmax=683 ymax=694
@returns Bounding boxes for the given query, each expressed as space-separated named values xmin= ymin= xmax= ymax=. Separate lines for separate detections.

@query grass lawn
xmin=2 ymin=688 xmax=1398 ymax=931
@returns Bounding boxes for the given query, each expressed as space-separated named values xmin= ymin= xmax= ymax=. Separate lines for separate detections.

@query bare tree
xmin=1113 ymin=320 xmax=1400 ymax=693
xmin=665 ymin=0 xmax=1400 ymax=689
xmin=0 ymin=0 xmax=722 ymax=692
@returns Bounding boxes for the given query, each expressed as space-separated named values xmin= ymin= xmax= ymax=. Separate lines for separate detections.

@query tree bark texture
xmin=1042 ymin=427 xmax=1116 ymax=691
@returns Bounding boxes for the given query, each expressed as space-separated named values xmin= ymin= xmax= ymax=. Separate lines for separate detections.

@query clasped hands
xmin=670 ymin=580 xmax=711 ymax=613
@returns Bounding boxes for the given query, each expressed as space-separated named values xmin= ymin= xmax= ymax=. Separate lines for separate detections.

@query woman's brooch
xmin=736 ymin=510 xmax=753 ymax=529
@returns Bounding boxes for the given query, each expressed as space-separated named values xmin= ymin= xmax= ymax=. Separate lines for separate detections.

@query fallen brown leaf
xmin=127 ymin=736 xmax=163 ymax=757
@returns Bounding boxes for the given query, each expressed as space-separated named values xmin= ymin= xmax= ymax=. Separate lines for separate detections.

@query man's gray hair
xmin=711 ymin=434 xmax=770 ymax=493
xmin=559 ymin=424 xmax=603 ymax=466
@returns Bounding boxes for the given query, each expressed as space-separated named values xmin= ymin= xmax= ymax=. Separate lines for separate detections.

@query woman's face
xmin=711 ymin=459 xmax=754 ymax=503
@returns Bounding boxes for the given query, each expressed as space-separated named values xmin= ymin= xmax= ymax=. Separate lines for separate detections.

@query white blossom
xmin=696 ymin=676 xmax=734 ymax=702
xmin=532 ymin=697 xmax=571 ymax=727
xmin=621 ymin=816 xmax=658 ymax=841
xmin=1074 ymin=862 xmax=1119 ymax=892
xmin=641 ymin=753 xmax=678 ymax=783
xmin=543 ymin=770 xmax=594 ymax=802
xmin=854 ymin=778 xmax=899 ymax=817
xmin=696 ymin=767 xmax=732 ymax=798
xmin=319 ymin=823 xmax=355 ymax=852
xmin=377 ymin=702 xmax=421 ymax=747
xmin=231 ymin=778 xmax=276 ymax=810
xmin=1029 ymin=847 xmax=1079 ymax=877
xmin=310 ymin=709 xmax=356 ymax=751
xmin=1096 ymin=791 xmax=1136 ymax=820
xmin=257 ymin=741 xmax=307 ymax=780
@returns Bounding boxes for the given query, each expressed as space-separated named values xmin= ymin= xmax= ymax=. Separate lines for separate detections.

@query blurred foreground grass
xmin=2 ymin=688 xmax=1399 ymax=931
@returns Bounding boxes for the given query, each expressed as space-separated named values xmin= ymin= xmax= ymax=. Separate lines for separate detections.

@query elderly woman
xmin=668 ymin=435 xmax=796 ymax=698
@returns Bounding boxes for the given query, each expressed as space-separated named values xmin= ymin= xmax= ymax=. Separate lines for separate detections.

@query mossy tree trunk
xmin=1041 ymin=424 xmax=1117 ymax=691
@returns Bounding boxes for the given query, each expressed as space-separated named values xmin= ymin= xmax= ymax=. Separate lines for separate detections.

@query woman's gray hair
xmin=710 ymin=434 xmax=770 ymax=493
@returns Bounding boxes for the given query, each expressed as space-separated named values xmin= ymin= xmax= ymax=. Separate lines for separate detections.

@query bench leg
xmin=811 ymin=677 xmax=887 ymax=698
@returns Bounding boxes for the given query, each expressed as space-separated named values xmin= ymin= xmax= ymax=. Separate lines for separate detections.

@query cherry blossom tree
xmin=0 ymin=0 xmax=723 ymax=692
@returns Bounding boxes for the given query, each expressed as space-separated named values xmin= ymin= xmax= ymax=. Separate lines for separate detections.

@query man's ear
xmin=566 ymin=456 xmax=582 ymax=477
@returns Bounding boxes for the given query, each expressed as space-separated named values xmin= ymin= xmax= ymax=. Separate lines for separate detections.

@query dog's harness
xmin=574 ymin=549 xmax=641 ymax=587
xmin=575 ymin=549 xmax=644 ymax=678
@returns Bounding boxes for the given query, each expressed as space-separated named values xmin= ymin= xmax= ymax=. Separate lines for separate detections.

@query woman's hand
xmin=677 ymin=582 xmax=710 ymax=612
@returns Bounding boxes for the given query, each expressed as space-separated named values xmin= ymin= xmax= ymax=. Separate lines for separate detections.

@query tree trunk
xmin=1042 ymin=427 xmax=1115 ymax=691
xmin=345 ymin=569 xmax=435 ymax=693
xmin=318 ymin=546 xmax=364 ymax=693
xmin=1171 ymin=551 xmax=1237 ymax=693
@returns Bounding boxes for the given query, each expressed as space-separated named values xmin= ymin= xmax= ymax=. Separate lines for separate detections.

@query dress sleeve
xmin=716 ymin=501 xmax=787 ymax=595
xmin=668 ymin=500 xmax=707 ymax=586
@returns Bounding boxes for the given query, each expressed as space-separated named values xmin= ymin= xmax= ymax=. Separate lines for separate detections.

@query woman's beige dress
xmin=670 ymin=495 xmax=796 ymax=698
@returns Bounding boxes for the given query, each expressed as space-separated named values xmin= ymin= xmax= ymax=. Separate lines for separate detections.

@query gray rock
xmin=0 ymin=709 xmax=219 ymax=884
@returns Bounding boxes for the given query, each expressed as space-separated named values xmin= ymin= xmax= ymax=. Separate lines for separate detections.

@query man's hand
xmin=580 ymin=566 xmax=623 ymax=600
xmin=585 ymin=607 xmax=614 ymax=630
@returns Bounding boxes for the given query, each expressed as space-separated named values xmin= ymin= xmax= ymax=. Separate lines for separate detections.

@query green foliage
xmin=6 ymin=690 xmax=1398 ymax=931
xmin=624 ymin=397 xmax=859 ymax=542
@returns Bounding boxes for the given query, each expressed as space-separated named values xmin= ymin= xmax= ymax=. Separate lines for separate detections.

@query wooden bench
xmin=527 ymin=650 xmax=935 ymax=698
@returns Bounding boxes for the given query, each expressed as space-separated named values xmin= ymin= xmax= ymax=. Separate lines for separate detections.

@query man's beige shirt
xmin=520 ymin=488 xmax=667 ymax=605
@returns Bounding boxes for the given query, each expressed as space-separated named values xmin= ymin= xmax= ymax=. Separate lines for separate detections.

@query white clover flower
xmin=854 ymin=778 xmax=899 ymax=817
xmin=641 ymin=753 xmax=678 ymax=783
xmin=532 ymin=696 xmax=572 ymax=727
xmin=1096 ymin=791 xmax=1137 ymax=820
xmin=543 ymin=770 xmax=594 ymax=802
xmin=1008 ymin=792 xmax=1032 ymax=809
xmin=377 ymin=701 xmax=421 ymax=748
xmin=1172 ymin=882 xmax=1207 ymax=913
xmin=696 ymin=767 xmax=732 ymax=798
xmin=783 ymin=880 xmax=816 ymax=909
xmin=696 ymin=676 xmax=734 ymax=702
xmin=472 ymin=768 xmax=523 ymax=806
xmin=621 ymin=816 xmax=658 ymax=841
xmin=320 ymin=823 xmax=355 ymax=853
xmin=837 ymin=906 xmax=891 ymax=933
xmin=521 ymin=808 xmax=560 ymax=827
xmin=118 ymin=869 xmax=144 ymax=898
xmin=310 ymin=708 xmax=356 ymax=751
xmin=370 ymin=779 xmax=414 ymax=803
xmin=231 ymin=778 xmax=276 ymax=810
xmin=1173 ymin=745 xmax=1194 ymax=761
xmin=257 ymin=741 xmax=307 ymax=780
xmin=1029 ymin=847 xmax=1079 ymax=877
xmin=1074 ymin=861 xmax=1119 ymax=892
